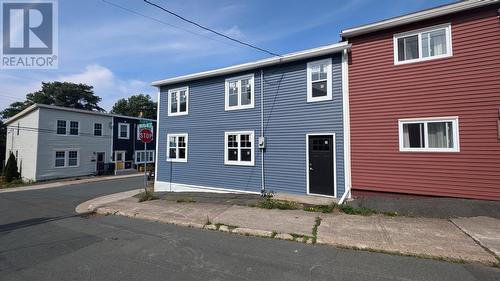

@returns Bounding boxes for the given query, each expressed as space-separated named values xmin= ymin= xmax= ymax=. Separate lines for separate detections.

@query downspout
xmin=260 ymin=68 xmax=265 ymax=196
xmin=339 ymin=48 xmax=352 ymax=205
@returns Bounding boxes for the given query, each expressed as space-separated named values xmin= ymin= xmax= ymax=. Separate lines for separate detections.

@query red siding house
xmin=342 ymin=0 xmax=500 ymax=200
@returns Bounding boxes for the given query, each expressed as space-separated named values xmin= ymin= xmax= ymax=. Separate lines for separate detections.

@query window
xmin=224 ymin=131 xmax=254 ymax=166
xmin=55 ymin=151 xmax=65 ymax=167
xmin=118 ymin=123 xmax=130 ymax=139
xmin=69 ymin=121 xmax=79 ymax=135
xmin=168 ymin=87 xmax=189 ymax=116
xmin=394 ymin=24 xmax=452 ymax=65
xmin=307 ymin=58 xmax=332 ymax=102
xmin=225 ymin=74 xmax=254 ymax=110
xmin=167 ymin=134 xmax=187 ymax=162
xmin=94 ymin=123 xmax=103 ymax=136
xmin=17 ymin=122 xmax=19 ymax=135
xmin=399 ymin=117 xmax=459 ymax=152
xmin=57 ymin=120 xmax=66 ymax=135
xmin=135 ymin=150 xmax=155 ymax=164
xmin=68 ymin=151 xmax=78 ymax=166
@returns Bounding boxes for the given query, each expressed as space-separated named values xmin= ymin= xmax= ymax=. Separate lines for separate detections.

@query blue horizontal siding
xmin=157 ymin=53 xmax=345 ymax=196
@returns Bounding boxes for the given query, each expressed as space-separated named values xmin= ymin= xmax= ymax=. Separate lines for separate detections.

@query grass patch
xmin=338 ymin=204 xmax=376 ymax=216
xmin=138 ymin=191 xmax=159 ymax=202
xmin=176 ymin=198 xmax=196 ymax=203
xmin=383 ymin=211 xmax=399 ymax=217
xmin=311 ymin=217 xmax=322 ymax=244
xmin=303 ymin=203 xmax=336 ymax=213
xmin=271 ymin=231 xmax=278 ymax=238
xmin=256 ymin=198 xmax=302 ymax=210
xmin=0 ymin=177 xmax=33 ymax=189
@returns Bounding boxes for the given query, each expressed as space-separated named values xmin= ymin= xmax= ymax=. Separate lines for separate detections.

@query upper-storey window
xmin=69 ymin=121 xmax=79 ymax=135
xmin=225 ymin=74 xmax=254 ymax=111
xmin=94 ymin=123 xmax=102 ymax=136
xmin=168 ymin=87 xmax=188 ymax=116
xmin=307 ymin=58 xmax=332 ymax=102
xmin=398 ymin=117 xmax=459 ymax=152
xmin=394 ymin=24 xmax=452 ymax=65
xmin=118 ymin=123 xmax=130 ymax=139
xmin=57 ymin=120 xmax=66 ymax=135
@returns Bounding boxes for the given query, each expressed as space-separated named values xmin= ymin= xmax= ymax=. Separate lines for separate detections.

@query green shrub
xmin=338 ymin=204 xmax=376 ymax=216
xmin=4 ymin=152 xmax=20 ymax=183
xmin=303 ymin=203 xmax=336 ymax=213
xmin=256 ymin=198 xmax=301 ymax=210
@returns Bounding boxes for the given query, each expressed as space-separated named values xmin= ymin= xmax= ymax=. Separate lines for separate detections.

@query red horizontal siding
xmin=348 ymin=5 xmax=500 ymax=200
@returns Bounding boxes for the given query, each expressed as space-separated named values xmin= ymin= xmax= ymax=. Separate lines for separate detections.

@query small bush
xmin=176 ymin=198 xmax=196 ymax=203
xmin=303 ymin=203 xmax=336 ymax=213
xmin=4 ymin=153 xmax=20 ymax=183
xmin=138 ymin=191 xmax=159 ymax=202
xmin=256 ymin=198 xmax=302 ymax=210
xmin=338 ymin=204 xmax=376 ymax=216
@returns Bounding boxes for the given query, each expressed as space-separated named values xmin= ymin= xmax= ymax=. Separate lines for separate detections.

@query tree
xmin=111 ymin=94 xmax=157 ymax=119
xmin=0 ymin=120 xmax=6 ymax=165
xmin=0 ymin=81 xmax=104 ymax=119
xmin=4 ymin=152 xmax=20 ymax=182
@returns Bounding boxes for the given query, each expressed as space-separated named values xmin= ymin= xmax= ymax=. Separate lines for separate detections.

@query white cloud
xmin=0 ymin=65 xmax=155 ymax=112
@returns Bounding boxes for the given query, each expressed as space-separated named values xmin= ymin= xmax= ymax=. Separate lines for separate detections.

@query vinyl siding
xmin=4 ymin=109 xmax=39 ymax=181
xmin=112 ymin=117 xmax=156 ymax=163
xmin=157 ymin=54 xmax=345 ymax=196
xmin=348 ymin=5 xmax=500 ymax=200
xmin=35 ymin=107 xmax=113 ymax=181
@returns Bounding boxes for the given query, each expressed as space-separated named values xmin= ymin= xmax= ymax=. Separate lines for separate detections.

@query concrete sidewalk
xmin=77 ymin=193 xmax=500 ymax=266
xmin=0 ymin=173 xmax=143 ymax=194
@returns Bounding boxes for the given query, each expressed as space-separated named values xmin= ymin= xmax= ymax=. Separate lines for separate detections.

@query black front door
xmin=308 ymin=135 xmax=335 ymax=196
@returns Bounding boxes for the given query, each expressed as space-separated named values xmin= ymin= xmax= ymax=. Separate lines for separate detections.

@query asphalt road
xmin=0 ymin=177 xmax=499 ymax=281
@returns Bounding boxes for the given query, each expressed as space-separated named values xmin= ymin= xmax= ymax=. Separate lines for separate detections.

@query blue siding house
xmin=152 ymin=42 xmax=351 ymax=199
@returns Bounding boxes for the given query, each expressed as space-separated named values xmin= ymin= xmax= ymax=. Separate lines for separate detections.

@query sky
xmin=0 ymin=0 xmax=455 ymax=111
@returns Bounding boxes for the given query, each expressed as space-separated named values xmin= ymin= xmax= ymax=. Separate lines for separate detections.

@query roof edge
xmin=151 ymin=42 xmax=351 ymax=87
xmin=4 ymin=103 xmax=156 ymax=124
xmin=341 ymin=0 xmax=499 ymax=38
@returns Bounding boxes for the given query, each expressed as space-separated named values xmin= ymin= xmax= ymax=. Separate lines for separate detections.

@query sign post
xmin=138 ymin=122 xmax=153 ymax=191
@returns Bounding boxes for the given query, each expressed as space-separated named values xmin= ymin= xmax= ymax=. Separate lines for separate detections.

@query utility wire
xmin=101 ymin=0 xmax=241 ymax=49
xmin=143 ymin=0 xmax=281 ymax=57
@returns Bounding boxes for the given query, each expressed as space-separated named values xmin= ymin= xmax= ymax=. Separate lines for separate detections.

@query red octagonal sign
xmin=139 ymin=128 xmax=153 ymax=143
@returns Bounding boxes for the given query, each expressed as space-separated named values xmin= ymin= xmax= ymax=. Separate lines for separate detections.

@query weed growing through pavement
xmin=256 ymin=198 xmax=302 ymax=210
xmin=176 ymin=198 xmax=196 ymax=203
xmin=138 ymin=190 xmax=159 ymax=202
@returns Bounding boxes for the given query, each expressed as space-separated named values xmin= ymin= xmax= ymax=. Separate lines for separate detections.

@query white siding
xmin=5 ymin=109 xmax=39 ymax=181
xmin=35 ymin=107 xmax=113 ymax=181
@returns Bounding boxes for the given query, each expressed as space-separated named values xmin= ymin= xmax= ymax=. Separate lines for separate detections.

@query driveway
xmin=0 ymin=177 xmax=499 ymax=281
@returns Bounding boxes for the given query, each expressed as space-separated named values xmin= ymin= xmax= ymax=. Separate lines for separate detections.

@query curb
xmin=75 ymin=188 xmax=143 ymax=214
xmin=1 ymin=173 xmax=143 ymax=194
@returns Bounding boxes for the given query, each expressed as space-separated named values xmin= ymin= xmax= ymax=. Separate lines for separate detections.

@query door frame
xmin=95 ymin=151 xmax=106 ymax=171
xmin=306 ymin=132 xmax=336 ymax=198
xmin=114 ymin=150 xmax=126 ymax=170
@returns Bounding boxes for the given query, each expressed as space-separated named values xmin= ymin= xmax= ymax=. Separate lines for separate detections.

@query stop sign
xmin=139 ymin=128 xmax=153 ymax=143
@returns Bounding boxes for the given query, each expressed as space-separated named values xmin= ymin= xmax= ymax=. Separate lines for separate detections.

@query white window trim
xmin=306 ymin=58 xmax=333 ymax=102
xmin=69 ymin=121 xmax=80 ymax=136
xmin=135 ymin=150 xmax=155 ymax=164
xmin=393 ymin=23 xmax=453 ymax=65
xmin=398 ymin=116 xmax=460 ymax=152
xmin=224 ymin=130 xmax=255 ymax=166
xmin=94 ymin=123 xmax=103 ymax=137
xmin=224 ymin=74 xmax=255 ymax=111
xmin=56 ymin=120 xmax=80 ymax=136
xmin=53 ymin=149 xmax=80 ymax=168
xmin=118 ymin=122 xmax=130 ymax=139
xmin=56 ymin=120 xmax=67 ymax=135
xmin=168 ymin=86 xmax=189 ymax=116
xmin=166 ymin=133 xmax=188 ymax=162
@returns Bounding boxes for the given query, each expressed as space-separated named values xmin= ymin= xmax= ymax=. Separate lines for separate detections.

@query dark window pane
xmin=397 ymin=38 xmax=405 ymax=61
xmin=403 ymin=123 xmax=425 ymax=148
xmin=241 ymin=79 xmax=251 ymax=105
xmin=70 ymin=121 xmax=78 ymax=135
xmin=120 ymin=125 xmax=128 ymax=138
xmin=179 ymin=148 xmax=186 ymax=159
xmin=312 ymin=81 xmax=327 ymax=97
xmin=241 ymin=149 xmax=251 ymax=161
xmin=240 ymin=134 xmax=251 ymax=147
xmin=405 ymin=35 xmax=418 ymax=60
xmin=55 ymin=159 xmax=65 ymax=167
xmin=94 ymin=123 xmax=102 ymax=136
xmin=228 ymin=149 xmax=238 ymax=161
xmin=178 ymin=136 xmax=186 ymax=147
xmin=428 ymin=121 xmax=453 ymax=148
xmin=228 ymin=135 xmax=237 ymax=147
xmin=229 ymin=93 xmax=238 ymax=107
xmin=171 ymin=92 xmax=178 ymax=113
xmin=180 ymin=90 xmax=187 ymax=112
xmin=169 ymin=148 xmax=177 ymax=159
xmin=57 ymin=120 xmax=66 ymax=134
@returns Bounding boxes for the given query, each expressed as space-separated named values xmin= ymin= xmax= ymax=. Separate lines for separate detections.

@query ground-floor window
xmin=398 ymin=117 xmax=459 ymax=152
xmin=167 ymin=134 xmax=187 ymax=162
xmin=54 ymin=150 xmax=79 ymax=167
xmin=224 ymin=131 xmax=254 ymax=166
xmin=136 ymin=150 xmax=155 ymax=164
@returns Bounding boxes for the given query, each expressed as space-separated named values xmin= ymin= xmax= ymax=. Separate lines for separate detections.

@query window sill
xmin=224 ymin=161 xmax=255 ymax=166
xmin=394 ymin=53 xmax=452 ymax=66
xmin=225 ymin=105 xmax=255 ymax=111
xmin=167 ymin=158 xmax=187 ymax=163
xmin=168 ymin=112 xmax=188 ymax=117
xmin=307 ymin=96 xmax=332 ymax=103
xmin=399 ymin=148 xmax=459 ymax=153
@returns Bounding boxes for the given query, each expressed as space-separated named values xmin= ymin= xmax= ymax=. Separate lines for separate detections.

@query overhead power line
xmin=143 ymin=0 xmax=281 ymax=57
xmin=101 ymin=0 xmax=242 ymax=49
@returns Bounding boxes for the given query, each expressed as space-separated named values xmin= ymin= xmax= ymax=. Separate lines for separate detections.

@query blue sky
xmin=0 ymin=0 xmax=454 ymax=111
